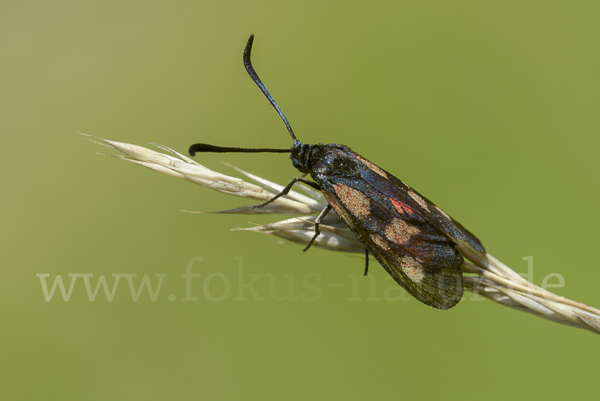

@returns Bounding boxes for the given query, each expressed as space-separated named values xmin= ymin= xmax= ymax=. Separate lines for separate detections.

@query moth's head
xmin=290 ymin=141 xmax=311 ymax=174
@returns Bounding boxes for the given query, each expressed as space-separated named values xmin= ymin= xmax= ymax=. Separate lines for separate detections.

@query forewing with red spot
xmin=351 ymin=152 xmax=485 ymax=253
xmin=321 ymin=178 xmax=464 ymax=309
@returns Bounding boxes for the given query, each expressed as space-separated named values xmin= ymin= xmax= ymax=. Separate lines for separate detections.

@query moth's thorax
xmin=290 ymin=142 xmax=361 ymax=178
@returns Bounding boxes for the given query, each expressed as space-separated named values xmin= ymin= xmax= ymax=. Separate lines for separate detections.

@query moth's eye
xmin=291 ymin=157 xmax=303 ymax=170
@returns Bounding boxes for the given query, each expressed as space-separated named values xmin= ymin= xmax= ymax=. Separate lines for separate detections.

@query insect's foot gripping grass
xmin=252 ymin=175 xmax=319 ymax=209
xmin=302 ymin=204 xmax=333 ymax=252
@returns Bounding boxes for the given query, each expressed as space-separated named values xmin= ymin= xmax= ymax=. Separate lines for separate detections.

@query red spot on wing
xmin=390 ymin=198 xmax=413 ymax=215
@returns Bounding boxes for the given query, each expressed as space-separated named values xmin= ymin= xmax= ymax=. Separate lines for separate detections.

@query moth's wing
xmin=351 ymin=152 xmax=485 ymax=253
xmin=320 ymin=178 xmax=464 ymax=309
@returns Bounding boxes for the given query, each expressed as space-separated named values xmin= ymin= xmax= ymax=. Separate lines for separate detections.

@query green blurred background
xmin=2 ymin=1 xmax=599 ymax=400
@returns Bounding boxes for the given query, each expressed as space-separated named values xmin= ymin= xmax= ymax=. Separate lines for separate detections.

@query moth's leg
xmin=253 ymin=175 xmax=320 ymax=209
xmin=363 ymin=248 xmax=369 ymax=276
xmin=302 ymin=204 xmax=333 ymax=252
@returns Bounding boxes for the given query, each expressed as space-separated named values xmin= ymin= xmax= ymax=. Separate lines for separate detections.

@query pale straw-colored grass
xmin=84 ymin=133 xmax=600 ymax=335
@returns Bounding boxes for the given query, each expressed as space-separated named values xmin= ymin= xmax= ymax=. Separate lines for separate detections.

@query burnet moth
xmin=189 ymin=35 xmax=486 ymax=309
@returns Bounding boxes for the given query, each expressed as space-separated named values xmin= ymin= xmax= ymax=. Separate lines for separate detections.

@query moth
xmin=189 ymin=35 xmax=486 ymax=309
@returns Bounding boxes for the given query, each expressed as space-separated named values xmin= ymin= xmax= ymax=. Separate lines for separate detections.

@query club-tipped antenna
xmin=244 ymin=34 xmax=299 ymax=144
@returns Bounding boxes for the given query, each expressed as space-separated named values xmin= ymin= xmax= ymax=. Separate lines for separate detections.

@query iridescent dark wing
xmin=351 ymin=152 xmax=485 ymax=253
xmin=318 ymin=177 xmax=464 ymax=309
